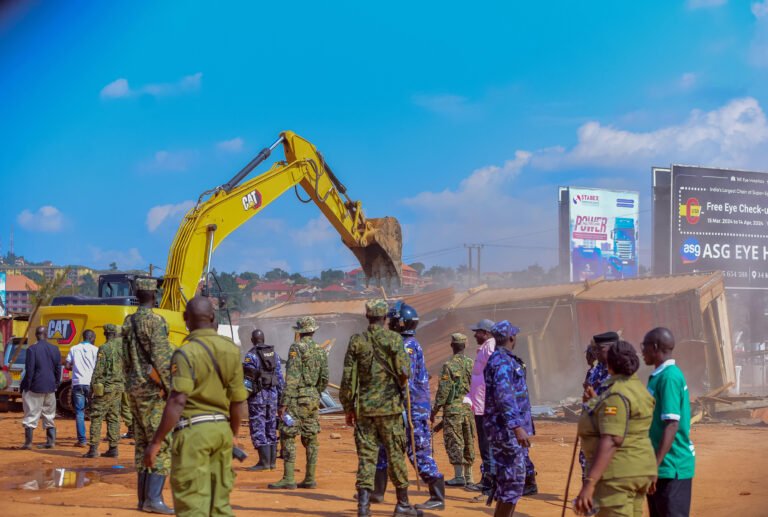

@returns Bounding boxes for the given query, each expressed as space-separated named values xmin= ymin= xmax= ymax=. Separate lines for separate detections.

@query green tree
xmin=319 ymin=269 xmax=344 ymax=287
xmin=240 ymin=271 xmax=260 ymax=281
xmin=23 ymin=270 xmax=44 ymax=285
xmin=77 ymin=273 xmax=97 ymax=297
xmin=109 ymin=261 xmax=118 ymax=271
xmin=408 ymin=262 xmax=426 ymax=275
xmin=264 ymin=268 xmax=289 ymax=281
xmin=289 ymin=272 xmax=309 ymax=285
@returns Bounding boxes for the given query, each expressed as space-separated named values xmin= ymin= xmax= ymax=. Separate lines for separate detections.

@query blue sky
xmin=3 ymin=0 xmax=768 ymax=276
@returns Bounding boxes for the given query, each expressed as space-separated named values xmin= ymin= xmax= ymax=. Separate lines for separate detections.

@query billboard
xmin=559 ymin=187 xmax=640 ymax=282
xmin=0 ymin=272 xmax=5 ymax=317
xmin=661 ymin=165 xmax=768 ymax=289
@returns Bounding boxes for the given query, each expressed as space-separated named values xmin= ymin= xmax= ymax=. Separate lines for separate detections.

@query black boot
xmin=142 ymin=473 xmax=174 ymax=514
xmin=357 ymin=488 xmax=372 ymax=517
xmin=270 ymin=443 xmax=277 ymax=469
xmin=494 ymin=501 xmax=516 ymax=517
xmin=39 ymin=427 xmax=55 ymax=449
xmin=83 ymin=445 xmax=100 ymax=458
xmin=137 ymin=472 xmax=147 ymax=510
xmin=103 ymin=446 xmax=119 ymax=458
xmin=465 ymin=471 xmax=492 ymax=493
xmin=393 ymin=486 xmax=423 ymax=517
xmin=415 ymin=476 xmax=445 ymax=510
xmin=371 ymin=467 xmax=388 ymax=503
xmin=246 ymin=445 xmax=271 ymax=472
xmin=21 ymin=427 xmax=33 ymax=450
xmin=523 ymin=471 xmax=538 ymax=496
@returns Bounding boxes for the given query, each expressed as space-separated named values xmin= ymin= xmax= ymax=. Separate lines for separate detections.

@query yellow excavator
xmin=27 ymin=130 xmax=402 ymax=410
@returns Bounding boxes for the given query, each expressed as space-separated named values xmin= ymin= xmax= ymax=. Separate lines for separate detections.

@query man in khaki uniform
xmin=144 ymin=296 xmax=248 ymax=517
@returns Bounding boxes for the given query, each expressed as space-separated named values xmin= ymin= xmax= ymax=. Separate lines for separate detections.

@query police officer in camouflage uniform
xmin=340 ymin=299 xmax=421 ymax=517
xmin=483 ymin=320 xmax=534 ymax=517
xmin=122 ymin=277 xmax=173 ymax=514
xmin=144 ymin=296 xmax=249 ymax=517
xmin=431 ymin=332 xmax=475 ymax=488
xmin=84 ymin=323 xmax=124 ymax=459
xmin=243 ymin=328 xmax=284 ymax=471
xmin=268 ymin=316 xmax=329 ymax=490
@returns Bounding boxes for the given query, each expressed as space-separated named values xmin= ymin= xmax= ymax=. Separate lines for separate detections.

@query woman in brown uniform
xmin=575 ymin=340 xmax=657 ymax=517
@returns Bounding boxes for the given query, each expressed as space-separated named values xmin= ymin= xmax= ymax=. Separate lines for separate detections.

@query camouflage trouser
xmin=89 ymin=391 xmax=121 ymax=448
xmin=443 ymin=409 xmax=476 ymax=466
xmin=248 ymin=398 xmax=278 ymax=447
xmin=130 ymin=393 xmax=171 ymax=475
xmin=121 ymin=392 xmax=133 ymax=430
xmin=376 ymin=410 xmax=442 ymax=484
xmin=355 ymin=414 xmax=409 ymax=490
xmin=278 ymin=398 xmax=319 ymax=465
xmin=490 ymin=438 xmax=526 ymax=504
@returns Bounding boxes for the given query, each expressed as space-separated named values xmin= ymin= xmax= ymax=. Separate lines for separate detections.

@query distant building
xmin=0 ymin=264 xmax=93 ymax=283
xmin=251 ymin=281 xmax=297 ymax=304
xmin=346 ymin=264 xmax=420 ymax=289
xmin=5 ymin=274 xmax=39 ymax=314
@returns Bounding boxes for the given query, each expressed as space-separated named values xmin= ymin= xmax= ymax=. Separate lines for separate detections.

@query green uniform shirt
xmin=171 ymin=328 xmax=248 ymax=419
xmin=578 ymin=374 xmax=657 ymax=481
xmin=647 ymin=360 xmax=696 ymax=479
xmin=340 ymin=324 xmax=411 ymax=417
xmin=91 ymin=337 xmax=125 ymax=393
xmin=433 ymin=353 xmax=473 ymax=417
xmin=280 ymin=336 xmax=329 ymax=405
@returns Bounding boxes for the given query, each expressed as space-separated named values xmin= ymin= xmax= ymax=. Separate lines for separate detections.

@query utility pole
xmin=477 ymin=244 xmax=484 ymax=285
xmin=464 ymin=244 xmax=483 ymax=287
xmin=149 ymin=263 xmax=154 ymax=277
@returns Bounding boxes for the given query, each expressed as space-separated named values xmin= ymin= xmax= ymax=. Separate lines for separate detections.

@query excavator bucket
xmin=352 ymin=216 xmax=403 ymax=287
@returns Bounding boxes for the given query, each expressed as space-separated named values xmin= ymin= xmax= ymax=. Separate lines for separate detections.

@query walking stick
xmin=404 ymin=381 xmax=421 ymax=490
xmin=562 ymin=434 xmax=580 ymax=517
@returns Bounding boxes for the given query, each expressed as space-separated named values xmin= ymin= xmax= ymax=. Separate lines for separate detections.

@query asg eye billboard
xmin=653 ymin=165 xmax=768 ymax=289
xmin=558 ymin=187 xmax=640 ymax=282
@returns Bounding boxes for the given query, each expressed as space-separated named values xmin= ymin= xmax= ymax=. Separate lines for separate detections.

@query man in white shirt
xmin=66 ymin=329 xmax=99 ymax=446
xmin=465 ymin=319 xmax=495 ymax=493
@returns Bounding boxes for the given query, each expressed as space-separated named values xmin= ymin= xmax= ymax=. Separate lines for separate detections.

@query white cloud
xmin=679 ymin=72 xmax=698 ymax=91
xmin=89 ymin=246 xmax=144 ymax=270
xmin=100 ymin=72 xmax=203 ymax=99
xmin=141 ymin=149 xmax=198 ymax=172
xmin=17 ymin=206 xmax=64 ymax=232
xmin=216 ymin=137 xmax=244 ymax=153
xmin=533 ymin=97 xmax=768 ymax=170
xmin=292 ymin=216 xmax=337 ymax=248
xmin=751 ymin=1 xmax=768 ymax=67
xmin=413 ymin=93 xmax=476 ymax=117
xmin=146 ymin=200 xmax=194 ymax=232
xmin=687 ymin=0 xmax=727 ymax=8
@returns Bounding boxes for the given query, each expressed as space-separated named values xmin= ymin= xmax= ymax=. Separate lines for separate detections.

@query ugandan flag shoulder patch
xmin=604 ymin=406 xmax=618 ymax=416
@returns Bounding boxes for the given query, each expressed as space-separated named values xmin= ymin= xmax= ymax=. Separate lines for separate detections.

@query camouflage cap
xmin=103 ymin=323 xmax=120 ymax=335
xmin=451 ymin=332 xmax=468 ymax=345
xmin=365 ymin=298 xmax=389 ymax=317
xmin=293 ymin=316 xmax=319 ymax=333
xmin=135 ymin=278 xmax=157 ymax=292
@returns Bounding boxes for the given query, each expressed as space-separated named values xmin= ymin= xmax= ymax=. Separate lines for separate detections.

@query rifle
xmin=432 ymin=419 xmax=444 ymax=434
xmin=485 ymin=473 xmax=498 ymax=506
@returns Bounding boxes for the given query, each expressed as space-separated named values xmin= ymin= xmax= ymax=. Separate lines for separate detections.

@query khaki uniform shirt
xmin=171 ymin=328 xmax=248 ymax=419
xmin=578 ymin=373 xmax=657 ymax=480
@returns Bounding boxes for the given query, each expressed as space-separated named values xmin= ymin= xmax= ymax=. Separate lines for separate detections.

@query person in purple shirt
xmin=20 ymin=326 xmax=61 ymax=450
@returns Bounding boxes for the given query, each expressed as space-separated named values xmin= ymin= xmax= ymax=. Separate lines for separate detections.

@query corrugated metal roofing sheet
xmin=454 ymin=283 xmax=583 ymax=309
xmin=576 ymin=271 xmax=722 ymax=301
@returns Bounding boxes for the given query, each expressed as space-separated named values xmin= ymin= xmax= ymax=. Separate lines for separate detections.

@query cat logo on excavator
xmin=242 ymin=189 xmax=262 ymax=211
xmin=47 ymin=319 xmax=76 ymax=345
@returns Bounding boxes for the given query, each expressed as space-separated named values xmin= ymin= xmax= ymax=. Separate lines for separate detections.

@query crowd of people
xmin=14 ymin=286 xmax=697 ymax=517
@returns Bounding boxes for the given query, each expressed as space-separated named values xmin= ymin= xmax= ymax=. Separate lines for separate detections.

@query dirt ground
xmin=0 ymin=409 xmax=765 ymax=516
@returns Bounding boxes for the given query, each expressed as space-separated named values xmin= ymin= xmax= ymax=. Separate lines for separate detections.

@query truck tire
xmin=57 ymin=382 xmax=74 ymax=416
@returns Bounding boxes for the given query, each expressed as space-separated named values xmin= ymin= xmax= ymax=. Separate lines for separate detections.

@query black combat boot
xmin=142 ymin=473 xmax=174 ymax=514
xmin=103 ymin=446 xmax=119 ymax=458
xmin=83 ymin=444 xmax=100 ymax=458
xmin=357 ymin=488 xmax=372 ymax=517
xmin=21 ymin=426 xmax=33 ymax=450
xmin=40 ymin=427 xmax=55 ymax=449
xmin=372 ymin=467 xmax=388 ymax=503
xmin=137 ymin=472 xmax=147 ymax=510
xmin=246 ymin=445 xmax=270 ymax=472
xmin=494 ymin=501 xmax=516 ymax=517
xmin=446 ymin=464 xmax=466 ymax=487
xmin=393 ymin=486 xmax=423 ymax=517
xmin=415 ymin=475 xmax=445 ymax=510
xmin=270 ymin=443 xmax=277 ymax=469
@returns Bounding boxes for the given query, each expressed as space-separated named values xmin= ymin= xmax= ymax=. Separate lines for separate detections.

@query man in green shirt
xmin=641 ymin=327 xmax=695 ymax=517
xmin=144 ymin=296 xmax=249 ymax=517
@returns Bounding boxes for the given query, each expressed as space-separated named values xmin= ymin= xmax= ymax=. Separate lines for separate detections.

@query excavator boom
xmin=160 ymin=131 xmax=402 ymax=311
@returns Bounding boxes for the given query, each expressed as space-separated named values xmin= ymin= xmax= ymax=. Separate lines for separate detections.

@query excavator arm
xmin=159 ymin=131 xmax=402 ymax=312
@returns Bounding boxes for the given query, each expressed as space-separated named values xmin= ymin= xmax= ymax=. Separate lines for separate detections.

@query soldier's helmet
xmin=103 ymin=323 xmax=121 ymax=336
xmin=387 ymin=301 xmax=419 ymax=336
xmin=293 ymin=316 xmax=319 ymax=334
xmin=365 ymin=299 xmax=389 ymax=317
